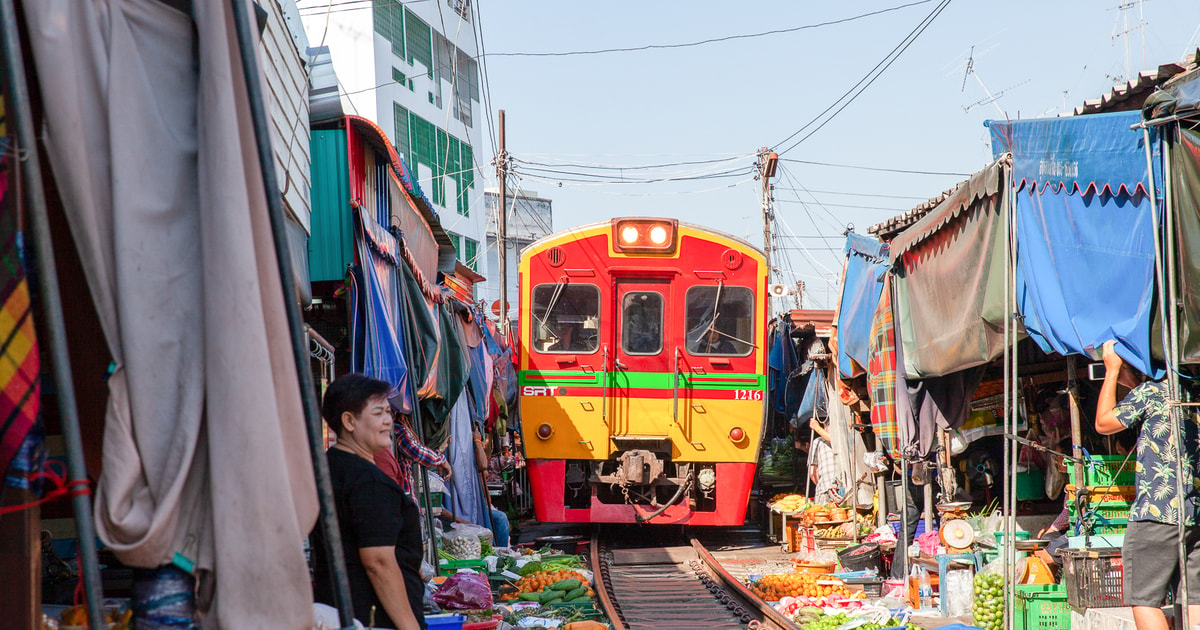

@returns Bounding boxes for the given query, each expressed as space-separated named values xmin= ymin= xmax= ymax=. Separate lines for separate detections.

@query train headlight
xmin=649 ymin=225 xmax=668 ymax=245
xmin=536 ymin=423 xmax=553 ymax=440
xmin=729 ymin=427 xmax=745 ymax=443
xmin=611 ymin=218 xmax=678 ymax=254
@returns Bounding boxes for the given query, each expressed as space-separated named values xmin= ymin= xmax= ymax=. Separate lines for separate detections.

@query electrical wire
xmin=774 ymin=188 xmax=928 ymax=200
xmin=780 ymin=157 xmax=969 ymax=176
xmin=515 ymin=154 xmax=751 ymax=171
xmin=486 ymin=1 xmax=933 ymax=58
xmin=773 ymin=0 xmax=953 ymax=155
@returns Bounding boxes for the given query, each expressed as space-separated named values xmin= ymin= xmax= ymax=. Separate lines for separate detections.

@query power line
xmin=780 ymin=157 xmax=969 ymax=176
xmin=775 ymin=199 xmax=907 ymax=212
xmin=486 ymin=1 xmax=933 ymax=57
xmin=774 ymin=0 xmax=953 ymax=155
xmin=515 ymin=154 xmax=749 ymax=171
xmin=775 ymin=188 xmax=928 ymax=200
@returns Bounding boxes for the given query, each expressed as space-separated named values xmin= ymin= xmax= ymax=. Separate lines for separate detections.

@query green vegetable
xmin=437 ymin=548 xmax=456 ymax=562
xmin=566 ymin=594 xmax=592 ymax=603
xmin=540 ymin=589 xmax=565 ymax=604
xmin=564 ymin=586 xmax=588 ymax=600
xmin=550 ymin=578 xmax=582 ymax=591
xmin=518 ymin=592 xmax=542 ymax=602
xmin=517 ymin=561 xmax=544 ymax=576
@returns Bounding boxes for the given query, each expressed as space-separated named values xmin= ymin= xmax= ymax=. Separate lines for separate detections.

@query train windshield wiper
xmin=535 ymin=279 xmax=568 ymax=341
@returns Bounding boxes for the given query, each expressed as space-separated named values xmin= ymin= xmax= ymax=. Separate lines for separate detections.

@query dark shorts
xmin=1122 ymin=519 xmax=1200 ymax=607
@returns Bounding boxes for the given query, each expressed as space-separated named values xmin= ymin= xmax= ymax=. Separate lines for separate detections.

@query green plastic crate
xmin=1068 ymin=500 xmax=1131 ymax=522
xmin=1066 ymin=455 xmax=1135 ymax=487
xmin=1014 ymin=584 xmax=1069 ymax=630
xmin=438 ymin=558 xmax=485 ymax=576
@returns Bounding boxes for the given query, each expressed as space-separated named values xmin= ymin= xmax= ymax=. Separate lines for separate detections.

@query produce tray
xmin=1068 ymin=500 xmax=1131 ymax=522
xmin=1014 ymin=584 xmax=1068 ymax=630
xmin=1067 ymin=456 xmax=1136 ymax=488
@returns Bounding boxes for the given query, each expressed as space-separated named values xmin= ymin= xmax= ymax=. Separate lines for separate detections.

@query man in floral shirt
xmin=1095 ymin=341 xmax=1200 ymax=630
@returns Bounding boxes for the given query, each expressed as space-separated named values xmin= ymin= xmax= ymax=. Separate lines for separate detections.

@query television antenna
xmin=956 ymin=45 xmax=1013 ymax=118
xmin=1110 ymin=0 xmax=1150 ymax=83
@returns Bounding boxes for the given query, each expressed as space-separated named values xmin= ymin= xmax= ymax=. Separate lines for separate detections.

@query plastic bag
xmin=451 ymin=522 xmax=495 ymax=548
xmin=1044 ymin=456 xmax=1066 ymax=500
xmin=442 ymin=527 xmax=482 ymax=559
xmin=431 ymin=572 xmax=493 ymax=610
xmin=420 ymin=560 xmax=436 ymax=582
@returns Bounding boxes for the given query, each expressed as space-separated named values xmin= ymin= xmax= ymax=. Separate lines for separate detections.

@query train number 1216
xmin=734 ymin=389 xmax=763 ymax=401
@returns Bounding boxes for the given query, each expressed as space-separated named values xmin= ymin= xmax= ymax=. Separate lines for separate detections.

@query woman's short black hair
xmin=321 ymin=373 xmax=391 ymax=436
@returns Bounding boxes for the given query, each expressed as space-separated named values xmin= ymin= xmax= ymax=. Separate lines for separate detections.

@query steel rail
xmin=591 ymin=530 xmax=798 ymax=629
xmin=690 ymin=537 xmax=797 ymax=630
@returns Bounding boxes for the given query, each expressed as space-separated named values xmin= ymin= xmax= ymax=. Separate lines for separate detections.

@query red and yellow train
xmin=517 ymin=218 xmax=768 ymax=525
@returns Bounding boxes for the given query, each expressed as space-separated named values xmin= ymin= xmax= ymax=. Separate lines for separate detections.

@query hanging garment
xmin=769 ymin=320 xmax=802 ymax=418
xmin=23 ymin=1 xmax=317 ymax=625
xmin=905 ymin=366 xmax=986 ymax=461
xmin=0 ymin=98 xmax=38 ymax=478
xmin=445 ymin=396 xmax=486 ymax=526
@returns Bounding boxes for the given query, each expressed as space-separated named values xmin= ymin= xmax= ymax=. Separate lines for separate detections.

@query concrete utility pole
xmin=757 ymin=148 xmax=779 ymax=282
xmin=496 ymin=110 xmax=510 ymax=334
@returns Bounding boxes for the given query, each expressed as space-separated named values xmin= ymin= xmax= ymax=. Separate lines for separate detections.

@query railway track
xmin=590 ymin=530 xmax=797 ymax=630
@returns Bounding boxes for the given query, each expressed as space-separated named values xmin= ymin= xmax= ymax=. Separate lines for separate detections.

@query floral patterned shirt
xmin=1114 ymin=380 xmax=1200 ymax=525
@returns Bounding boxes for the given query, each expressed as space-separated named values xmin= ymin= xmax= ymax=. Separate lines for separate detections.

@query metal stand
xmin=0 ymin=5 xmax=106 ymax=630
xmin=228 ymin=1 xmax=355 ymax=625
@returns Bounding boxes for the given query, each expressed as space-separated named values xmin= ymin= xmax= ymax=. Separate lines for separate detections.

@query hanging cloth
xmin=867 ymin=275 xmax=899 ymax=459
xmin=23 ymin=0 xmax=318 ymax=625
xmin=0 ymin=95 xmax=38 ymax=478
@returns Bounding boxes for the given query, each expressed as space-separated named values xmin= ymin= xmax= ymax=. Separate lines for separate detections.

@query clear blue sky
xmin=475 ymin=0 xmax=1200 ymax=308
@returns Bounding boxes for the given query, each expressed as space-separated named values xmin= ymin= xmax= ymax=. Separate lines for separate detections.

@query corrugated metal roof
xmin=1069 ymin=49 xmax=1198 ymax=116
xmin=789 ymin=309 xmax=835 ymax=338
xmin=867 ymin=184 xmax=964 ymax=239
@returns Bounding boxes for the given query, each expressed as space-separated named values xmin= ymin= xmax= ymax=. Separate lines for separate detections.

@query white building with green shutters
xmin=300 ymin=0 xmax=487 ymax=283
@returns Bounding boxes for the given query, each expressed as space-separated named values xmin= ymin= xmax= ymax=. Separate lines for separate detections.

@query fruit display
xmin=769 ymin=493 xmax=808 ymax=513
xmin=972 ymin=571 xmax=1005 ymax=630
xmin=500 ymin=569 xmax=593 ymax=603
xmin=794 ymin=611 xmax=900 ymax=630
xmin=750 ymin=572 xmax=849 ymax=600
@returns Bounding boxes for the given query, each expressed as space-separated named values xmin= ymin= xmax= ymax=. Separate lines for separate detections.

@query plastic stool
xmin=937 ymin=552 xmax=980 ymax=616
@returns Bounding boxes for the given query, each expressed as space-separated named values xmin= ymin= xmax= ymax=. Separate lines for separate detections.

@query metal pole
xmin=1003 ymin=161 xmax=1016 ymax=630
xmin=0 ymin=5 xmax=105 ymax=629
xmin=228 ymin=2 xmax=355 ymax=625
xmin=759 ymin=147 xmax=772 ymax=280
xmin=496 ymin=110 xmax=509 ymax=335
xmin=1162 ymin=131 xmax=1189 ymax=630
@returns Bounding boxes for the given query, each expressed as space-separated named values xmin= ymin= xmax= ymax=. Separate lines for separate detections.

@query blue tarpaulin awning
xmin=836 ymin=234 xmax=890 ymax=379
xmin=351 ymin=208 xmax=413 ymax=410
xmin=987 ymin=111 xmax=1163 ymax=375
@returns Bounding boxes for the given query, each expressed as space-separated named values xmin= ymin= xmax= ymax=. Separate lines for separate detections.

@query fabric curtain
xmin=1165 ymin=128 xmax=1200 ymax=363
xmin=866 ymin=275 xmax=898 ymax=459
xmin=23 ymin=1 xmax=317 ymax=625
xmin=351 ymin=210 xmax=412 ymax=410
xmin=890 ymin=161 xmax=1010 ymax=378
xmin=836 ymin=234 xmax=889 ymax=378
xmin=419 ymin=303 xmax=469 ymax=445
xmin=0 ymin=93 xmax=38 ymax=478
xmin=905 ymin=366 xmax=986 ymax=461
xmin=1013 ymin=185 xmax=1159 ymax=375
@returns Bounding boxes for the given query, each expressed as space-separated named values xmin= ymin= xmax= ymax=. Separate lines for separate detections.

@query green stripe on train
xmin=519 ymin=370 xmax=766 ymax=390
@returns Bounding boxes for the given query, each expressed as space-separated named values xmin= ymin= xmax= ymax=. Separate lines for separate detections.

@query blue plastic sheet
xmin=837 ymin=234 xmax=890 ymax=378
xmin=987 ymin=112 xmax=1163 ymax=375
xmin=350 ymin=209 xmax=413 ymax=410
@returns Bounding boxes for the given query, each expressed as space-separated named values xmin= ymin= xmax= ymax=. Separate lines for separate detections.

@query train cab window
xmin=532 ymin=283 xmax=600 ymax=354
xmin=684 ymin=284 xmax=754 ymax=356
xmin=621 ymin=291 xmax=663 ymax=355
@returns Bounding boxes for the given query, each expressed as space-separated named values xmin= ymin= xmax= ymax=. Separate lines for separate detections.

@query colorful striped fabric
xmin=0 ymin=93 xmax=40 ymax=479
xmin=867 ymin=274 xmax=898 ymax=459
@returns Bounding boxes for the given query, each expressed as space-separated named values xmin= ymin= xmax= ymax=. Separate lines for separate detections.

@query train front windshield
xmin=532 ymin=283 xmax=600 ymax=353
xmin=684 ymin=284 xmax=754 ymax=356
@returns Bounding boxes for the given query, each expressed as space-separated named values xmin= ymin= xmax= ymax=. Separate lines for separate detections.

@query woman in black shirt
xmin=312 ymin=374 xmax=425 ymax=630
